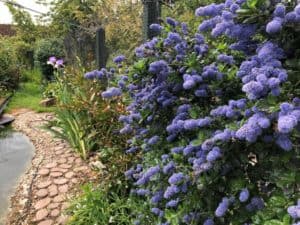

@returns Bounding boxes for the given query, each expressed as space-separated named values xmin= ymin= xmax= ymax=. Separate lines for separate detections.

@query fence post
xmin=96 ymin=27 xmax=106 ymax=69
xmin=142 ymin=0 xmax=161 ymax=41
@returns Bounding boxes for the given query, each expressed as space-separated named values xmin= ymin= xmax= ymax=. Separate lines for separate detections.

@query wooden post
xmin=96 ymin=27 xmax=106 ymax=69
xmin=142 ymin=0 xmax=161 ymax=41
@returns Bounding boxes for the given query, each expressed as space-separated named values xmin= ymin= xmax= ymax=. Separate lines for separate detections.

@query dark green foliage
xmin=0 ymin=38 xmax=20 ymax=91
xmin=34 ymin=38 xmax=64 ymax=81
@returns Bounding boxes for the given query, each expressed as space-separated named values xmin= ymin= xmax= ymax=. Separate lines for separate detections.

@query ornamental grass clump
xmin=85 ymin=0 xmax=300 ymax=224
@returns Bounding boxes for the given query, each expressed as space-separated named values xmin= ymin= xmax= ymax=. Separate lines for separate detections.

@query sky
xmin=0 ymin=0 xmax=49 ymax=24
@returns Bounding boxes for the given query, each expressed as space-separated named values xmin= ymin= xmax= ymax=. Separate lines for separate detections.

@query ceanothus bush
xmin=85 ymin=0 xmax=300 ymax=224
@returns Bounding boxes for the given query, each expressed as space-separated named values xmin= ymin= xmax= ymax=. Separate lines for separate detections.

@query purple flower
xmin=287 ymin=201 xmax=300 ymax=219
xmin=211 ymin=22 xmax=231 ymax=37
xmin=168 ymin=172 xmax=185 ymax=185
xmin=149 ymin=60 xmax=170 ymax=81
xmin=206 ymin=147 xmax=222 ymax=162
xmin=215 ymin=197 xmax=230 ymax=217
xmin=101 ymin=87 xmax=122 ymax=99
xmin=47 ymin=56 xmax=56 ymax=65
xmin=151 ymin=208 xmax=164 ymax=217
xmin=120 ymin=124 xmax=133 ymax=135
xmin=280 ymin=102 xmax=294 ymax=113
xmin=295 ymin=4 xmax=300 ymax=15
xmin=167 ymin=32 xmax=182 ymax=43
xmin=195 ymin=4 xmax=223 ymax=17
xmin=84 ymin=71 xmax=96 ymax=79
xmin=151 ymin=191 xmax=164 ymax=204
xmin=181 ymin=22 xmax=188 ymax=34
xmin=148 ymin=136 xmax=160 ymax=145
xmin=273 ymin=4 xmax=286 ymax=18
xmin=278 ymin=115 xmax=298 ymax=133
xmin=239 ymin=188 xmax=250 ymax=202
xmin=184 ymin=119 xmax=199 ymax=130
xmin=230 ymin=3 xmax=240 ymax=12
xmin=136 ymin=189 xmax=150 ymax=196
xmin=266 ymin=17 xmax=283 ymax=34
xmin=166 ymin=199 xmax=179 ymax=208
xmin=171 ymin=147 xmax=183 ymax=154
xmin=246 ymin=197 xmax=265 ymax=211
xmin=183 ymin=145 xmax=195 ymax=156
xmin=113 ymin=55 xmax=125 ymax=64
xmin=55 ymin=59 xmax=64 ymax=68
xmin=164 ymin=185 xmax=180 ymax=199
xmin=183 ymin=76 xmax=196 ymax=90
xmin=242 ymin=81 xmax=264 ymax=100
xmin=217 ymin=54 xmax=234 ymax=65
xmin=203 ymin=218 xmax=214 ymax=225
xmin=198 ymin=117 xmax=212 ymax=127
xmin=166 ymin=17 xmax=177 ymax=27
xmin=150 ymin=23 xmax=163 ymax=33
xmin=285 ymin=12 xmax=297 ymax=22
xmin=257 ymin=117 xmax=270 ymax=129
xmin=276 ymin=134 xmax=293 ymax=151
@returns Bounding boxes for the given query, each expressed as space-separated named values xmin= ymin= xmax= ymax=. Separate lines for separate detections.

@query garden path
xmin=5 ymin=110 xmax=96 ymax=225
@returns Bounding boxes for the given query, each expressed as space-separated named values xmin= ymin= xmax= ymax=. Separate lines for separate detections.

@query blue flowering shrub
xmin=84 ymin=0 xmax=300 ymax=224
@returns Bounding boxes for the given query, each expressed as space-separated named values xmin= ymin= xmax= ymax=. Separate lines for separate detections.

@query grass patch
xmin=7 ymin=68 xmax=55 ymax=113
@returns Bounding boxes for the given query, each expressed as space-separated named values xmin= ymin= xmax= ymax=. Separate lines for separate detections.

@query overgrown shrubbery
xmin=0 ymin=37 xmax=21 ymax=92
xmin=80 ymin=0 xmax=300 ymax=224
xmin=47 ymin=61 xmax=128 ymax=160
xmin=34 ymin=38 xmax=64 ymax=81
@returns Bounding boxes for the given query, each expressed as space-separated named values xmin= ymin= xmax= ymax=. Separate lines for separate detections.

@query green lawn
xmin=7 ymin=69 xmax=55 ymax=113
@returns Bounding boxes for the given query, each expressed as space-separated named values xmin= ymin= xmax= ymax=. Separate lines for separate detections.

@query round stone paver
xmin=55 ymin=150 xmax=63 ymax=155
xmin=56 ymin=215 xmax=69 ymax=225
xmin=75 ymin=158 xmax=83 ymax=164
xmin=50 ymin=209 xmax=60 ymax=217
xmin=45 ymin=162 xmax=58 ymax=169
xmin=37 ymin=219 xmax=54 ymax=225
xmin=53 ymin=195 xmax=65 ymax=203
xmin=71 ymin=178 xmax=78 ymax=184
xmin=53 ymin=178 xmax=68 ymax=185
xmin=36 ymin=189 xmax=48 ymax=198
xmin=35 ymin=208 xmax=49 ymax=221
xmin=58 ymin=184 xmax=68 ymax=193
xmin=67 ymin=157 xmax=75 ymax=163
xmin=48 ymin=185 xmax=58 ymax=197
xmin=59 ymin=164 xmax=72 ymax=169
xmin=51 ymin=167 xmax=68 ymax=173
xmin=74 ymin=166 xmax=88 ymax=172
xmin=34 ymin=198 xmax=51 ymax=210
xmin=38 ymin=168 xmax=50 ymax=176
xmin=58 ymin=158 xmax=67 ymax=164
xmin=65 ymin=172 xmax=74 ymax=179
xmin=50 ymin=172 xmax=63 ymax=178
xmin=48 ymin=203 xmax=60 ymax=209
xmin=37 ymin=181 xmax=52 ymax=189
xmin=55 ymin=146 xmax=64 ymax=151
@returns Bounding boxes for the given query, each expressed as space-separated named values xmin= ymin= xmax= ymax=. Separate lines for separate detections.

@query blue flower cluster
xmin=84 ymin=0 xmax=300 ymax=224
xmin=288 ymin=200 xmax=300 ymax=225
xmin=266 ymin=3 xmax=300 ymax=34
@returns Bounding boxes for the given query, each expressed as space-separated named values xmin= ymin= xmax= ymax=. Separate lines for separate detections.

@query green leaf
xmin=229 ymin=178 xmax=246 ymax=192
xmin=263 ymin=220 xmax=283 ymax=225
xmin=246 ymin=0 xmax=258 ymax=9
xmin=282 ymin=215 xmax=291 ymax=225
xmin=268 ymin=196 xmax=286 ymax=207
xmin=133 ymin=59 xmax=146 ymax=70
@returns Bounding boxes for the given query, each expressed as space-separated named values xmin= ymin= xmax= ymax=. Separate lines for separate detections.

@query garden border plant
xmin=83 ymin=0 xmax=300 ymax=224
